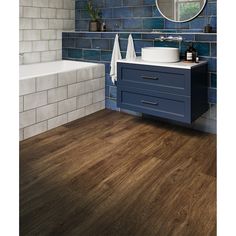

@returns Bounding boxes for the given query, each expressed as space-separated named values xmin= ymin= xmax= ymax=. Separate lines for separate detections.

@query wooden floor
xmin=20 ymin=109 xmax=216 ymax=236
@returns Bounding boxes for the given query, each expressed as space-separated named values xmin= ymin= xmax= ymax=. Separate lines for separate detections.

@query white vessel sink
xmin=141 ymin=47 xmax=180 ymax=63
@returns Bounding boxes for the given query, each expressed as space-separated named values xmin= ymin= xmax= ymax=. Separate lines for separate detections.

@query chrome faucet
xmin=155 ymin=36 xmax=183 ymax=42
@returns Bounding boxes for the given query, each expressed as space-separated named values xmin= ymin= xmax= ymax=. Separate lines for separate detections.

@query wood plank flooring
xmin=20 ymin=109 xmax=216 ymax=236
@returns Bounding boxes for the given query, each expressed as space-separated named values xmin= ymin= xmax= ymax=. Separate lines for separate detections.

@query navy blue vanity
xmin=117 ymin=59 xmax=208 ymax=124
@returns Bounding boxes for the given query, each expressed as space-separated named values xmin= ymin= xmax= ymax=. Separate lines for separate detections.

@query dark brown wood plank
xmin=20 ymin=109 xmax=216 ymax=236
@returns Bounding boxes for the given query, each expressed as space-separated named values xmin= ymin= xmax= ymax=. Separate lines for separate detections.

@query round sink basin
xmin=142 ymin=47 xmax=180 ymax=63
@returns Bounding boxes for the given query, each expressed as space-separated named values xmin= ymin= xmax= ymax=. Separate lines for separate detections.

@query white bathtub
xmin=19 ymin=60 xmax=105 ymax=141
xmin=20 ymin=60 xmax=97 ymax=80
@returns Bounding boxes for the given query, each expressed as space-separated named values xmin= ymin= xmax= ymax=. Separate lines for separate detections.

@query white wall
xmin=19 ymin=0 xmax=75 ymax=65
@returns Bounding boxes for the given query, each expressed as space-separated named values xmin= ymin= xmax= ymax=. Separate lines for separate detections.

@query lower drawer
xmin=118 ymin=89 xmax=191 ymax=123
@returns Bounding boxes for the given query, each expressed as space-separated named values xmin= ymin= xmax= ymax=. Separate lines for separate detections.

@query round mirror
xmin=156 ymin=0 xmax=207 ymax=23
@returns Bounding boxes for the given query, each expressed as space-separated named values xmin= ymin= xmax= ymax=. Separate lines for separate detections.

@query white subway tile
xmin=85 ymin=102 xmax=104 ymax=116
xmin=20 ymin=30 xmax=23 ymax=41
xmin=99 ymin=77 xmax=105 ymax=89
xmin=63 ymin=20 xmax=75 ymax=30
xmin=41 ymin=51 xmax=57 ymax=62
xmin=56 ymin=30 xmax=63 ymax=39
xmin=20 ymin=129 xmax=24 ymax=141
xmin=20 ymin=7 xmax=23 ymax=17
xmin=24 ymin=91 xmax=47 ymax=110
xmin=20 ymin=78 xmax=36 ymax=96
xmin=58 ymin=97 xmax=77 ymax=115
xmin=19 ymin=96 xmax=24 ymax=112
xmin=24 ymin=30 xmax=41 ymax=41
xmin=24 ymin=121 xmax=47 ymax=139
xmin=70 ymin=10 xmax=75 ymax=19
xmin=63 ymin=0 xmax=74 ymax=9
xmin=33 ymin=19 xmax=49 ymax=29
xmin=93 ymin=64 xmax=105 ymax=78
xmin=56 ymin=9 xmax=70 ymax=19
xmin=20 ymin=0 xmax=32 ymax=6
xmin=19 ymin=41 xmax=32 ymax=53
xmin=56 ymin=50 xmax=62 ymax=60
xmin=68 ymin=108 xmax=85 ymax=122
xmin=68 ymin=82 xmax=85 ymax=97
xmin=20 ymin=18 xmax=32 ymax=29
xmin=36 ymin=74 xmax=57 ymax=91
xmin=33 ymin=0 xmax=48 ymax=8
xmin=32 ymin=40 xmax=48 ymax=52
xmin=41 ymin=30 xmax=57 ymax=40
xmin=77 ymin=67 xmax=93 ymax=82
xmin=49 ymin=0 xmax=63 ymax=9
xmin=84 ymin=80 xmax=94 ymax=93
xmin=49 ymin=19 xmax=64 ymax=29
xmin=49 ymin=40 xmax=61 ymax=50
xmin=58 ymin=71 xmax=76 ymax=86
xmin=23 ymin=7 xmax=40 ymax=18
xmin=41 ymin=8 xmax=56 ymax=18
xmin=20 ymin=109 xmax=36 ymax=128
xmin=77 ymin=93 xmax=93 ymax=108
xmin=48 ymin=86 xmax=67 ymax=103
xmin=23 ymin=52 xmax=41 ymax=64
xmin=93 ymin=89 xmax=105 ymax=103
xmin=37 ymin=103 xmax=57 ymax=122
xmin=48 ymin=114 xmax=67 ymax=130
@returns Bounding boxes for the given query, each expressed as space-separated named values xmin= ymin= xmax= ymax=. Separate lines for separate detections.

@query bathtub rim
xmin=19 ymin=60 xmax=101 ymax=80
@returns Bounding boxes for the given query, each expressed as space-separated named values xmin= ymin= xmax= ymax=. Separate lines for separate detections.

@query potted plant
xmin=85 ymin=1 xmax=101 ymax=32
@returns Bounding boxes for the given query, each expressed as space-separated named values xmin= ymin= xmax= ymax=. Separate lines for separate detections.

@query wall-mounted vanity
xmin=117 ymin=59 xmax=208 ymax=124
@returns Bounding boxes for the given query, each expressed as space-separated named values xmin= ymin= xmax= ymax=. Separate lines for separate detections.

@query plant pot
xmin=89 ymin=21 xmax=100 ymax=32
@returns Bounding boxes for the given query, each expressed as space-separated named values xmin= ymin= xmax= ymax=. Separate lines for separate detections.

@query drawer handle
xmin=141 ymin=76 xmax=159 ymax=80
xmin=141 ymin=100 xmax=159 ymax=106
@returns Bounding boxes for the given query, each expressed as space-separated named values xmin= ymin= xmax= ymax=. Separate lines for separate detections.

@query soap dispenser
xmin=185 ymin=43 xmax=197 ymax=62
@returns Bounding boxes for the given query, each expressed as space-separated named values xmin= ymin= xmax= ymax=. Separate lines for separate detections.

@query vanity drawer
xmin=118 ymin=88 xmax=191 ymax=123
xmin=117 ymin=63 xmax=190 ymax=96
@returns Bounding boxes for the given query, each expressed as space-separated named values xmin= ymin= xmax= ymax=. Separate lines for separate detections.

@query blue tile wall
xmin=63 ymin=0 xmax=217 ymax=110
xmin=75 ymin=0 xmax=216 ymax=32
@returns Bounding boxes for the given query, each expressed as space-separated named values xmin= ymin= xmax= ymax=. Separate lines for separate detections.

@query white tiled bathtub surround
xmin=19 ymin=61 xmax=105 ymax=141
xmin=19 ymin=0 xmax=75 ymax=65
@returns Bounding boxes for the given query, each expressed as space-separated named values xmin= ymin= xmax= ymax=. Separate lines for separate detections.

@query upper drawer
xmin=117 ymin=63 xmax=190 ymax=96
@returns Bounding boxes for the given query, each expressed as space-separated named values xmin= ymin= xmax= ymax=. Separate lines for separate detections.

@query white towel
xmin=110 ymin=34 xmax=122 ymax=84
xmin=126 ymin=34 xmax=136 ymax=60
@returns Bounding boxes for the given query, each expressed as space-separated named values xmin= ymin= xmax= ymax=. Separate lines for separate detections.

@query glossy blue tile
xmin=211 ymin=43 xmax=216 ymax=57
xmin=83 ymin=49 xmax=101 ymax=61
xmin=123 ymin=19 xmax=143 ymax=29
xmin=105 ymin=73 xmax=113 ymax=86
xmin=92 ymin=39 xmax=110 ymax=50
xmin=210 ymin=73 xmax=217 ymax=88
xmin=123 ymin=0 xmax=144 ymax=6
xmin=133 ymin=6 xmax=153 ymax=17
xmin=101 ymin=50 xmax=112 ymax=61
xmin=105 ymin=0 xmax=122 ymax=8
xmin=194 ymin=42 xmax=210 ymax=56
xmin=109 ymin=86 xmax=117 ymax=99
xmin=195 ymin=34 xmax=217 ymax=42
xmin=75 ymin=38 xmax=91 ymax=48
xmin=143 ymin=18 xmax=164 ymax=29
xmin=208 ymin=88 xmax=217 ymax=104
xmin=190 ymin=17 xmax=205 ymax=29
xmin=62 ymin=38 xmax=75 ymax=48
xmin=105 ymin=98 xmax=119 ymax=111
xmin=113 ymin=7 xmax=133 ymax=18
xmin=68 ymin=49 xmax=82 ymax=59
xmin=134 ymin=40 xmax=154 ymax=52
xmin=105 ymin=86 xmax=110 ymax=97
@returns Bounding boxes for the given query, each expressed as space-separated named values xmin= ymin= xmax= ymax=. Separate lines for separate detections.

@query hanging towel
xmin=110 ymin=34 xmax=122 ymax=84
xmin=126 ymin=34 xmax=136 ymax=60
